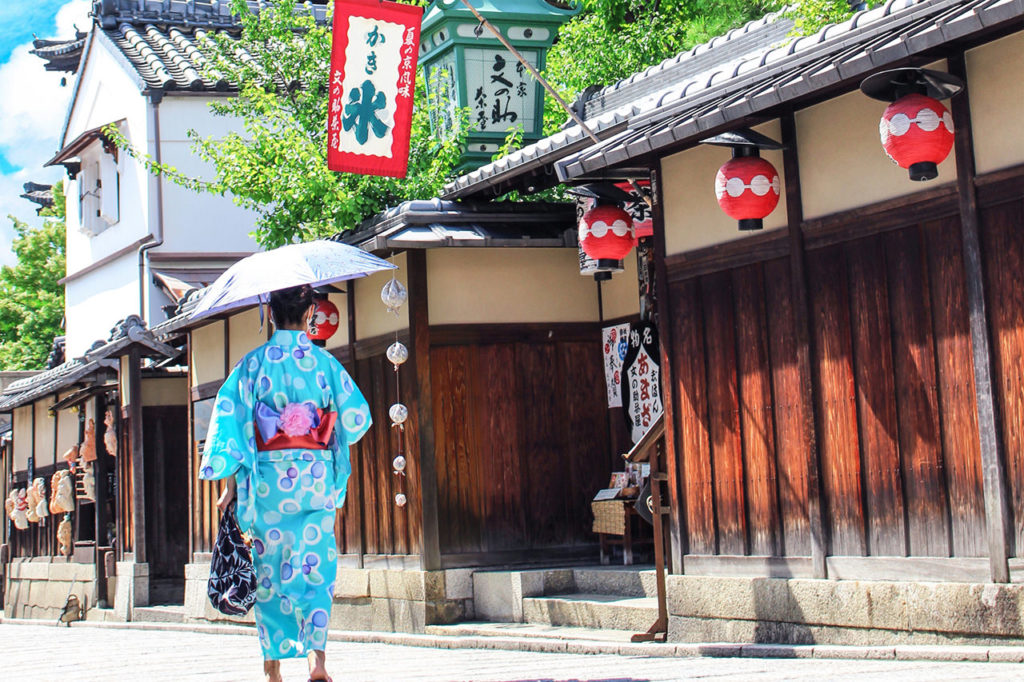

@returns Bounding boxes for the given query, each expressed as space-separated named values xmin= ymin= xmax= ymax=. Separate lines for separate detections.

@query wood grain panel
xmin=400 ymin=349 xmax=423 ymax=555
xmin=516 ymin=343 xmax=570 ymax=547
xmin=386 ymin=364 xmax=409 ymax=555
xmin=732 ymin=264 xmax=780 ymax=556
xmin=560 ymin=341 xmax=615 ymax=545
xmin=701 ymin=272 xmax=747 ymax=556
xmin=763 ymin=257 xmax=811 ymax=556
xmin=356 ymin=358 xmax=379 ymax=554
xmin=372 ymin=354 xmax=395 ymax=554
xmin=432 ymin=346 xmax=477 ymax=554
xmin=980 ymin=199 xmax=1024 ymax=555
xmin=669 ymin=278 xmax=715 ymax=554
xmin=475 ymin=344 xmax=527 ymax=552
xmin=924 ymin=216 xmax=986 ymax=557
xmin=885 ymin=227 xmax=950 ymax=557
xmin=846 ymin=236 xmax=906 ymax=556
xmin=807 ymin=246 xmax=866 ymax=556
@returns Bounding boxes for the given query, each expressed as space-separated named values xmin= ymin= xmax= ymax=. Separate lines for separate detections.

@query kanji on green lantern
xmin=419 ymin=0 xmax=580 ymax=171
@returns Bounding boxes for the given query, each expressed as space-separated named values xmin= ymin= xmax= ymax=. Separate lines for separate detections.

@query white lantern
xmin=389 ymin=403 xmax=409 ymax=425
xmin=386 ymin=342 xmax=409 ymax=367
xmin=381 ymin=277 xmax=408 ymax=315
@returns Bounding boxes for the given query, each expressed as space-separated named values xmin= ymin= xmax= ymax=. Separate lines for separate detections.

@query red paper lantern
xmin=879 ymin=93 xmax=954 ymax=181
xmin=579 ymin=204 xmax=635 ymax=262
xmin=714 ymin=156 xmax=781 ymax=231
xmin=307 ymin=299 xmax=340 ymax=341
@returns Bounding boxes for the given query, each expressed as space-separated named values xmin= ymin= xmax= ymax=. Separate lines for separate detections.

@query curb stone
xmin=1 ymin=614 xmax=1023 ymax=663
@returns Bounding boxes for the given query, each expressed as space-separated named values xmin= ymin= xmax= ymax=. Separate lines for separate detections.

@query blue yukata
xmin=199 ymin=329 xmax=371 ymax=659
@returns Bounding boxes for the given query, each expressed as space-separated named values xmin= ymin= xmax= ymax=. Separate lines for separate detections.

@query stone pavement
xmin=1 ymin=622 xmax=1023 ymax=681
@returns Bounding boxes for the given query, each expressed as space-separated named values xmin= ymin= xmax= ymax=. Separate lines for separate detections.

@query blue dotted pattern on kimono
xmin=199 ymin=330 xmax=371 ymax=659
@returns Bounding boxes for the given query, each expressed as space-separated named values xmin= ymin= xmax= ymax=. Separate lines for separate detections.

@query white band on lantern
xmin=881 ymin=109 xmax=954 ymax=138
xmin=716 ymin=174 xmax=781 ymax=199
xmin=579 ymin=219 xmax=632 ymax=240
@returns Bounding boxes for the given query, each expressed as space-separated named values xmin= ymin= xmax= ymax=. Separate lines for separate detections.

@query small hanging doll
xmin=103 ymin=409 xmax=117 ymax=458
xmin=50 ymin=470 xmax=75 ymax=514
xmin=57 ymin=514 xmax=73 ymax=556
xmin=8 ymin=489 xmax=29 ymax=530
xmin=80 ymin=418 xmax=97 ymax=462
xmin=27 ymin=477 xmax=48 ymax=522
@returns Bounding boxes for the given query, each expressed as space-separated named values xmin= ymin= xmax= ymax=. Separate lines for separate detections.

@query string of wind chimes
xmin=381 ymin=271 xmax=410 ymax=507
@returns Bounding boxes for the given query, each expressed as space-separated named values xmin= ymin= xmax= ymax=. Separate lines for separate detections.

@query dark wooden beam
xmin=346 ymin=282 xmax=365 ymax=568
xmin=948 ymin=52 xmax=1011 ymax=583
xmin=781 ymin=111 xmax=828 ymax=579
xmin=650 ymin=163 xmax=685 ymax=574
xmin=127 ymin=347 xmax=147 ymax=564
xmin=187 ymin=333 xmax=196 ymax=561
xmin=407 ymin=250 xmax=441 ymax=571
xmin=93 ymin=392 xmax=110 ymax=605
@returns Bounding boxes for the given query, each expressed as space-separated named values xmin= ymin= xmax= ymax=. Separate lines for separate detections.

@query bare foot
xmin=263 ymin=659 xmax=282 ymax=682
xmin=308 ymin=649 xmax=330 ymax=681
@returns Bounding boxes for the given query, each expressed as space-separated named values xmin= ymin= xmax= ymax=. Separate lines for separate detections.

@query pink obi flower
xmin=279 ymin=402 xmax=316 ymax=437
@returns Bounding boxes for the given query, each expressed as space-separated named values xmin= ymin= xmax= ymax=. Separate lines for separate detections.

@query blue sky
xmin=0 ymin=0 xmax=91 ymax=266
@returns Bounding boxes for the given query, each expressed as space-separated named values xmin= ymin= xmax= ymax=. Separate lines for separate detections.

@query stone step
xmin=426 ymin=621 xmax=640 ymax=643
xmin=571 ymin=566 xmax=659 ymax=598
xmin=133 ymin=604 xmax=186 ymax=624
xmin=522 ymin=593 xmax=659 ymax=632
xmin=84 ymin=607 xmax=119 ymax=623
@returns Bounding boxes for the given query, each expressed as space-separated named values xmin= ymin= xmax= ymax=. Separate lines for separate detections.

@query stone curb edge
xmin=2 ymin=615 xmax=1023 ymax=663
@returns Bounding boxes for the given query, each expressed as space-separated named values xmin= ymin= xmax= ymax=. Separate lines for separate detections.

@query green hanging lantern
xmin=419 ymin=0 xmax=580 ymax=170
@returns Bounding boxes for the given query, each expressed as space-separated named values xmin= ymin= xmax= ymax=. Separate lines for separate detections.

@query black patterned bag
xmin=207 ymin=503 xmax=257 ymax=616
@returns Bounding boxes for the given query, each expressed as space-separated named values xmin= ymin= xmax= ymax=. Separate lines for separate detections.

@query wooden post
xmin=781 ymin=112 xmax=828 ymax=579
xmin=346 ymin=282 xmax=365 ymax=568
xmin=93 ymin=391 xmax=110 ymax=605
xmin=186 ymin=333 xmax=196 ymax=560
xmin=407 ymin=250 xmax=441 ymax=571
xmin=948 ymin=53 xmax=1011 ymax=583
xmin=649 ymin=164 xmax=686 ymax=573
xmin=127 ymin=347 xmax=146 ymax=564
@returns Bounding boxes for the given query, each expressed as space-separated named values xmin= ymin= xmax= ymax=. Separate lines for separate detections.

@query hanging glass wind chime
xmin=382 ymin=275 xmax=410 ymax=507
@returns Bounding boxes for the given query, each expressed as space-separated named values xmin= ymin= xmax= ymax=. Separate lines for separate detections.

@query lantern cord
xmin=458 ymin=0 xmax=651 ymax=208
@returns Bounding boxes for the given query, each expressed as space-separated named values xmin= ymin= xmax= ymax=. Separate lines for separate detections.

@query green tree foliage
xmin=108 ymin=0 xmax=467 ymax=248
xmin=0 ymin=183 xmax=67 ymax=369
xmin=542 ymin=0 xmax=781 ymax=134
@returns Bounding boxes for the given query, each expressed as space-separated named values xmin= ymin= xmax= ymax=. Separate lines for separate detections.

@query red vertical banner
xmin=327 ymin=0 xmax=423 ymax=178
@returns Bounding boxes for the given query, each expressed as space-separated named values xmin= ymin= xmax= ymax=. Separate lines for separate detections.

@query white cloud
xmin=0 ymin=0 xmax=90 ymax=266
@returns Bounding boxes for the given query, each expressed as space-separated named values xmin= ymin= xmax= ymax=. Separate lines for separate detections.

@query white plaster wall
xmin=64 ymin=252 xmax=140 ymax=358
xmin=967 ymin=31 xmax=1024 ymax=174
xmin=153 ymin=97 xmax=260 ymax=255
xmin=228 ymin=307 xmax=266 ymax=369
xmin=191 ymin=321 xmax=226 ymax=386
xmin=426 ymin=248 xmax=599 ymax=325
xmin=662 ymin=121 xmax=788 ymax=257
xmin=13 ymin=406 xmax=32 ymax=472
xmin=55 ymin=398 xmax=79 ymax=460
xmin=33 ymin=399 xmax=56 ymax=469
xmin=600 ymin=251 xmax=639 ymax=321
xmin=355 ymin=252 xmax=409 ymax=339
xmin=797 ymin=78 xmax=957 ymax=220
xmin=64 ymin=36 xmax=150 ymax=275
xmin=141 ymin=377 xmax=188 ymax=407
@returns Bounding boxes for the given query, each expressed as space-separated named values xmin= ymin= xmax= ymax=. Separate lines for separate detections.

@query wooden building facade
xmin=185 ymin=202 xmax=640 ymax=578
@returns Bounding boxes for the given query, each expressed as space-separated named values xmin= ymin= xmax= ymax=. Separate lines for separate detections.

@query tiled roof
xmin=442 ymin=9 xmax=794 ymax=199
xmin=0 ymin=318 xmax=179 ymax=412
xmin=330 ymin=199 xmax=578 ymax=253
xmin=559 ymin=0 xmax=1023 ymax=180
xmin=31 ymin=32 xmax=88 ymax=73
xmin=444 ymin=0 xmax=1024 ymax=197
xmin=92 ymin=0 xmax=329 ymax=92
xmin=20 ymin=182 xmax=54 ymax=213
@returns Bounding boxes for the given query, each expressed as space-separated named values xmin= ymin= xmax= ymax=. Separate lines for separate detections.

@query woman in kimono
xmin=199 ymin=285 xmax=371 ymax=682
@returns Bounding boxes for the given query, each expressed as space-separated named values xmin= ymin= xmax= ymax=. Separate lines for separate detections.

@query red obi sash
xmin=254 ymin=408 xmax=337 ymax=451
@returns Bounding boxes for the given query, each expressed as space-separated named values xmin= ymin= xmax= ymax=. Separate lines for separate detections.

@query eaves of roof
xmin=330 ymin=199 xmax=578 ymax=254
xmin=560 ymin=0 xmax=1024 ymax=179
xmin=46 ymin=119 xmax=126 ymax=167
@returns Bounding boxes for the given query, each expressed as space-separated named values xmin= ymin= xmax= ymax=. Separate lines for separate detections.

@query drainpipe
xmin=138 ymin=89 xmax=165 ymax=321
